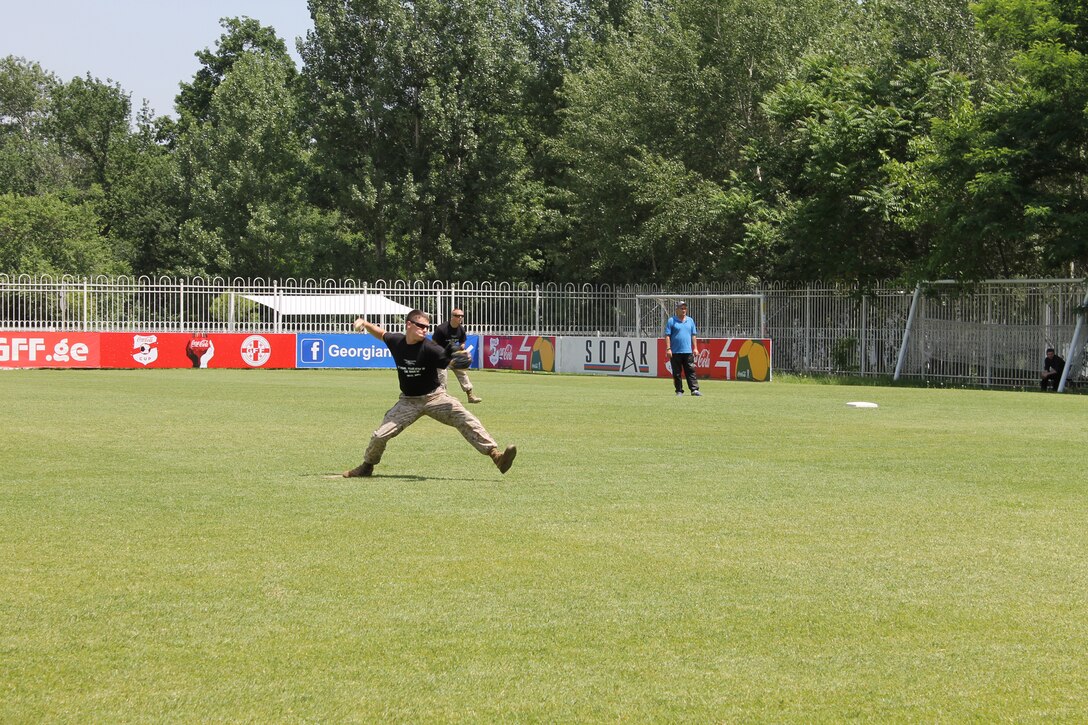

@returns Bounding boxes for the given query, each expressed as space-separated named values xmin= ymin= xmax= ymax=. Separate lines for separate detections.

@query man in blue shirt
xmin=664 ymin=301 xmax=701 ymax=396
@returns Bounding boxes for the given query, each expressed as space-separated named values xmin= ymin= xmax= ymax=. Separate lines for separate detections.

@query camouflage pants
xmin=437 ymin=366 xmax=474 ymax=393
xmin=363 ymin=389 xmax=496 ymax=465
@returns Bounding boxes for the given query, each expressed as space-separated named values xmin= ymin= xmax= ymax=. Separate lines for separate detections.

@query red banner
xmin=0 ymin=332 xmax=101 ymax=368
xmin=482 ymin=336 xmax=556 ymax=372
xmin=99 ymin=332 xmax=297 ymax=369
xmin=657 ymin=338 xmax=773 ymax=381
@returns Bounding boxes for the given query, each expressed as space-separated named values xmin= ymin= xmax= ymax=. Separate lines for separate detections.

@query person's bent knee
xmin=372 ymin=421 xmax=404 ymax=440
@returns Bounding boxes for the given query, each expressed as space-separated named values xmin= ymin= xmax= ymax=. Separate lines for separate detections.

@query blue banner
xmin=296 ymin=334 xmax=479 ymax=369
xmin=296 ymin=334 xmax=394 ymax=368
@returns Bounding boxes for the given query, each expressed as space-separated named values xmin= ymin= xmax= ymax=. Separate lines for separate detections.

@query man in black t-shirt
xmin=432 ymin=308 xmax=482 ymax=403
xmin=1041 ymin=347 xmax=1065 ymax=391
xmin=343 ymin=309 xmax=516 ymax=477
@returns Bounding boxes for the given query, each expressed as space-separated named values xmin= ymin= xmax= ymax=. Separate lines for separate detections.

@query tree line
xmin=1 ymin=0 xmax=1085 ymax=286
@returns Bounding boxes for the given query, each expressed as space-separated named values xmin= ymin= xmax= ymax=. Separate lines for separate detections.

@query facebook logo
xmin=300 ymin=338 xmax=324 ymax=364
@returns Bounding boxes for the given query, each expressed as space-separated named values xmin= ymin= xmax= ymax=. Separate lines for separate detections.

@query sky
xmin=1 ymin=0 xmax=315 ymax=118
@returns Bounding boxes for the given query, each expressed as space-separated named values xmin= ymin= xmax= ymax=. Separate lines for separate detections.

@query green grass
xmin=2 ymin=369 xmax=1087 ymax=721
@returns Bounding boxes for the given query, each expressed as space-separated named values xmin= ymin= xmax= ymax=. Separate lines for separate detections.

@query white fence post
xmin=804 ymin=284 xmax=811 ymax=368
xmin=759 ymin=295 xmax=767 ymax=338
xmin=274 ymin=281 xmax=281 ymax=334
xmin=860 ymin=294 xmax=868 ymax=376
xmin=535 ymin=287 xmax=541 ymax=336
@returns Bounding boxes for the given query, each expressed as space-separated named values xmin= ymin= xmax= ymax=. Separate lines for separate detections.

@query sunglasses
xmin=451 ymin=313 xmax=464 ymax=318
xmin=407 ymin=318 xmax=430 ymax=330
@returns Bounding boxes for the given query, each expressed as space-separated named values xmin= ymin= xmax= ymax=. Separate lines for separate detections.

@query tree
xmin=48 ymin=74 xmax=132 ymax=190
xmin=1 ymin=59 xmax=166 ymax=275
xmin=300 ymin=0 xmax=546 ymax=280
xmin=895 ymin=0 xmax=1088 ymax=278
xmin=738 ymin=57 xmax=972 ymax=283
xmin=709 ymin=0 xmax=1011 ymax=284
xmin=176 ymin=38 xmax=353 ymax=279
xmin=551 ymin=0 xmax=848 ymax=283
xmin=0 ymin=191 xmax=126 ymax=275
xmin=103 ymin=105 xmax=181 ymax=275
xmin=0 ymin=57 xmax=72 ymax=195
xmin=174 ymin=16 xmax=295 ymax=133
xmin=843 ymin=0 xmax=993 ymax=77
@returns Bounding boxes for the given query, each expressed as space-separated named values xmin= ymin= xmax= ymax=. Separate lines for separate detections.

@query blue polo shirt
xmin=665 ymin=316 xmax=698 ymax=354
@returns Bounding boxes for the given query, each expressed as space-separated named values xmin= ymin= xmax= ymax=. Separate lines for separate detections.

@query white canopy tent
xmin=241 ymin=293 xmax=412 ymax=317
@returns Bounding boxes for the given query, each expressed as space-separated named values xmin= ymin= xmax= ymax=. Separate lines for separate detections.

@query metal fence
xmin=2 ymin=274 xmax=1085 ymax=389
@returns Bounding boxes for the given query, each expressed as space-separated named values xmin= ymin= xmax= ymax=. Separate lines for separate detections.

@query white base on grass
xmin=846 ymin=401 xmax=879 ymax=408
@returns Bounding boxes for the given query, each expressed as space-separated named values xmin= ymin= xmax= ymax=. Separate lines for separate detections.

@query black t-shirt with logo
xmin=432 ymin=321 xmax=467 ymax=350
xmin=383 ymin=332 xmax=452 ymax=396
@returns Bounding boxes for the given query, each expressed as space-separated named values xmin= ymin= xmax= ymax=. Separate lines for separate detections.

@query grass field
xmin=2 ymin=368 xmax=1087 ymax=721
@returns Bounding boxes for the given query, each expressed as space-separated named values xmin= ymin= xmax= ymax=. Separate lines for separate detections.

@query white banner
xmin=557 ymin=337 xmax=659 ymax=376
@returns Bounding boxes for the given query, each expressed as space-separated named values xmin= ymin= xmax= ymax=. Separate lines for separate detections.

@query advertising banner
xmin=556 ymin=337 xmax=659 ymax=377
xmin=658 ymin=338 xmax=773 ymax=381
xmin=295 ymin=334 xmax=481 ymax=369
xmin=482 ymin=336 xmax=556 ymax=372
xmin=297 ymin=333 xmax=394 ymax=368
xmin=0 ymin=332 xmax=100 ymax=368
xmin=100 ymin=332 xmax=296 ymax=369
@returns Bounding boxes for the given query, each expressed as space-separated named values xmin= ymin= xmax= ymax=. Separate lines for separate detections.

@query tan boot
xmin=343 ymin=462 xmax=374 ymax=477
xmin=467 ymin=390 xmax=482 ymax=403
xmin=489 ymin=445 xmax=517 ymax=474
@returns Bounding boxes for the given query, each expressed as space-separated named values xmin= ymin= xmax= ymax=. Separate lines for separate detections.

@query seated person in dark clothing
xmin=1041 ymin=347 xmax=1065 ymax=391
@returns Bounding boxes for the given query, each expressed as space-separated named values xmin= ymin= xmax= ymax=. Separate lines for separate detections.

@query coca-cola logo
xmin=488 ymin=342 xmax=514 ymax=366
xmin=132 ymin=335 xmax=158 ymax=366
xmin=186 ymin=333 xmax=215 ymax=368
